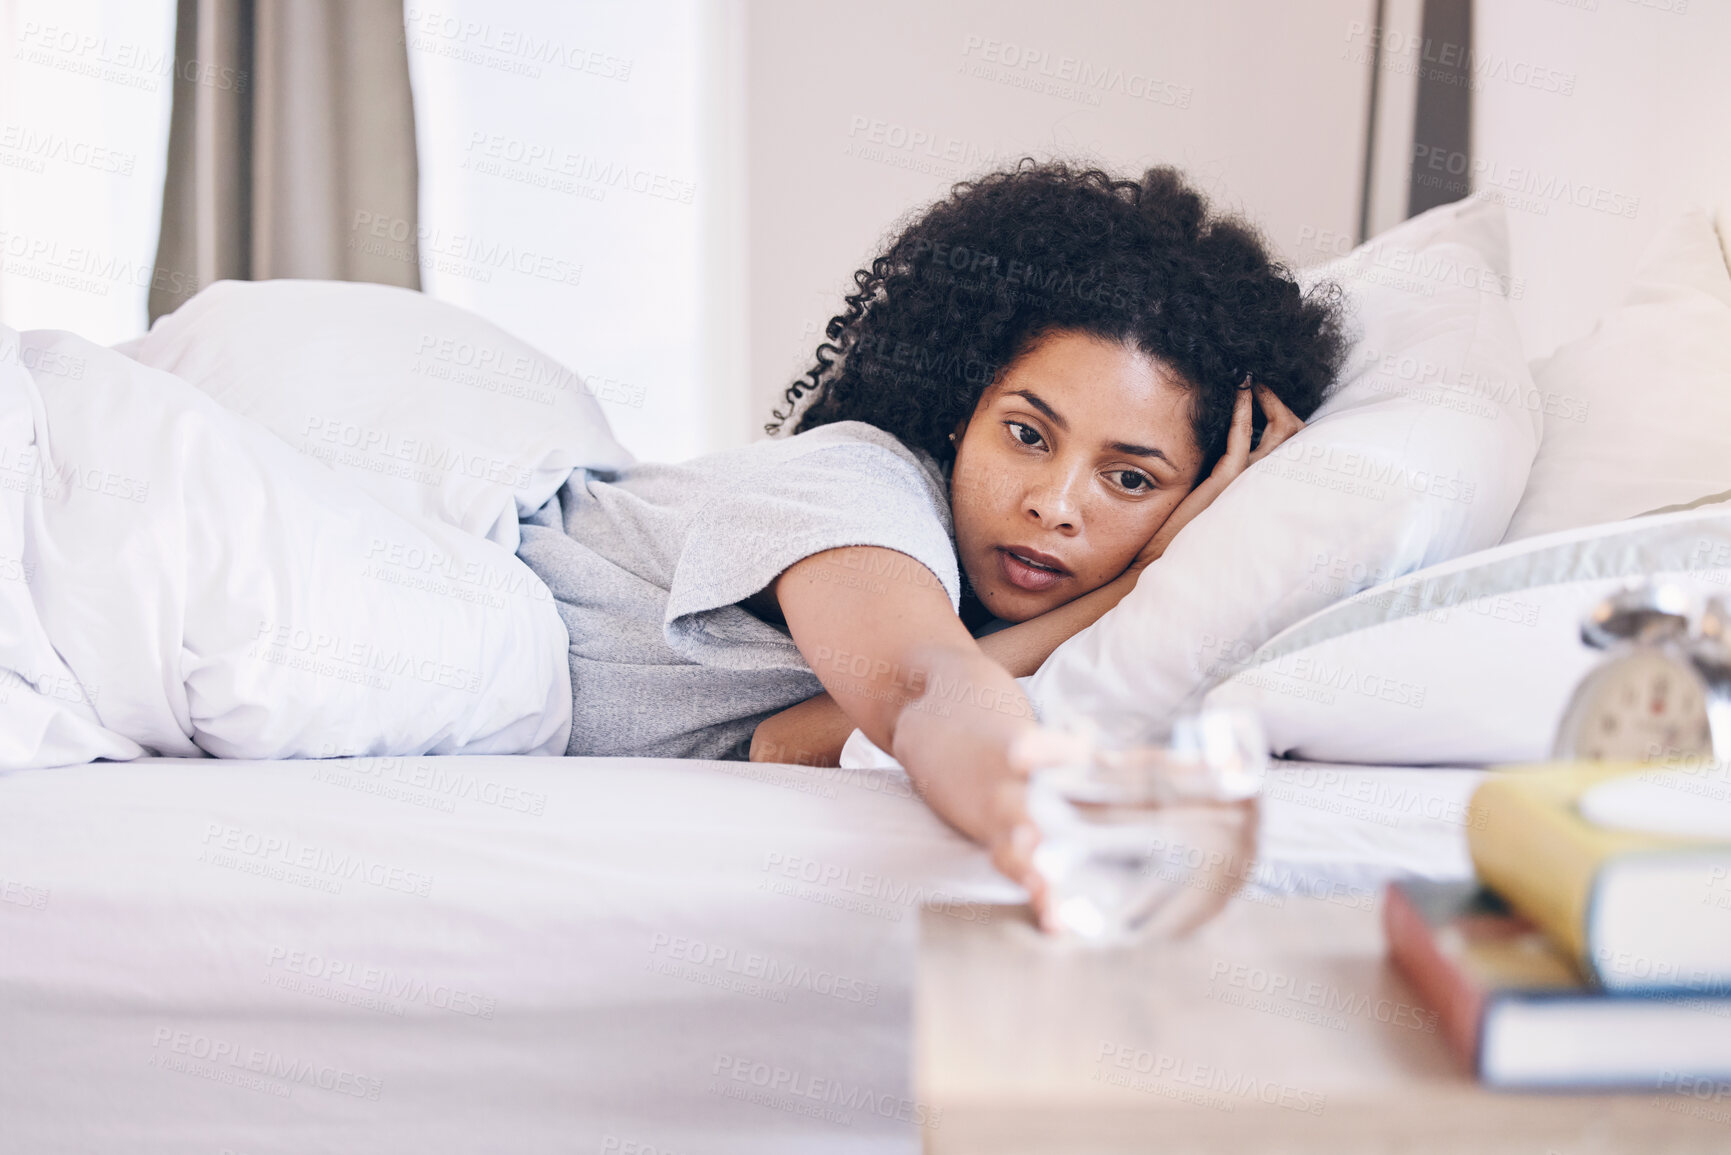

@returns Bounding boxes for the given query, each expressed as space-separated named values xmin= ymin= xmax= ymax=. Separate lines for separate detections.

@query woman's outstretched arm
xmin=748 ymin=564 xmax=1143 ymax=766
xmin=755 ymin=543 xmax=1043 ymax=864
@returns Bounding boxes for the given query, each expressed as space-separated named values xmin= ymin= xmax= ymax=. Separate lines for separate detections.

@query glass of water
xmin=1026 ymin=709 xmax=1266 ymax=945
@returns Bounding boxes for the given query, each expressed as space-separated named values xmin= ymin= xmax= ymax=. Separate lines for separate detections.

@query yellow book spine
xmin=1466 ymin=762 xmax=1661 ymax=974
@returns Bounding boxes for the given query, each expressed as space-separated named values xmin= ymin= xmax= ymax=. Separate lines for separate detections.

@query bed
xmin=0 ymin=753 xmax=1477 ymax=1154
xmin=6 ymin=208 xmax=1730 ymax=1155
xmin=6 ymin=202 xmax=1731 ymax=1155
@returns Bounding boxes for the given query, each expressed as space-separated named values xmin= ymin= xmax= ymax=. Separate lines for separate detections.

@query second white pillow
xmin=1502 ymin=208 xmax=1731 ymax=542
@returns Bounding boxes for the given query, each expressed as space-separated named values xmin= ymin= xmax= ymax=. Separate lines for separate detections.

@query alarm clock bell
xmin=1552 ymin=581 xmax=1731 ymax=764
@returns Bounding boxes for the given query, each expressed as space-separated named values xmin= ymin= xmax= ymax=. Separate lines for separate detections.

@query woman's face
xmin=949 ymin=330 xmax=1205 ymax=623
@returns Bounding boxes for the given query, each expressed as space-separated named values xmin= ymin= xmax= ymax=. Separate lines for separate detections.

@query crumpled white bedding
xmin=0 ymin=325 xmax=575 ymax=768
xmin=0 ymin=752 xmax=1477 ymax=1154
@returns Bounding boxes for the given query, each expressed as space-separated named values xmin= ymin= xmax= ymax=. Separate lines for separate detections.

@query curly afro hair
xmin=765 ymin=159 xmax=1348 ymax=481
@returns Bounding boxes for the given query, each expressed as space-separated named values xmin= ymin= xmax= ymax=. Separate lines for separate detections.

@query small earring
xmin=948 ymin=432 xmax=957 ymax=442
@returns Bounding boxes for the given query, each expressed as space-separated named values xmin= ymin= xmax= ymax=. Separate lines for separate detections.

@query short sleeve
xmin=663 ymin=436 xmax=960 ymax=671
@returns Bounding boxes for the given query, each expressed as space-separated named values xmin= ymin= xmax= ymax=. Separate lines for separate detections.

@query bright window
xmin=0 ymin=0 xmax=176 ymax=343
xmin=405 ymin=0 xmax=740 ymax=462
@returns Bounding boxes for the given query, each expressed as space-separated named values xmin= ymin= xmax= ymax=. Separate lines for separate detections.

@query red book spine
xmin=1382 ymin=882 xmax=1486 ymax=1074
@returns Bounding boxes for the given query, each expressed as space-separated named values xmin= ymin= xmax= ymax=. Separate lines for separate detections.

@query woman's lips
xmin=996 ymin=547 xmax=1067 ymax=593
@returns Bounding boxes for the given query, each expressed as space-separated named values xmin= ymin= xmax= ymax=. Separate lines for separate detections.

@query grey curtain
xmin=1406 ymin=0 xmax=1472 ymax=217
xmin=149 ymin=0 xmax=420 ymax=322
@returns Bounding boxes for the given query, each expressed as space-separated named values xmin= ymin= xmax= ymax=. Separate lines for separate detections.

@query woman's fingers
xmin=1189 ymin=385 xmax=1254 ymax=502
xmin=1132 ymin=389 xmax=1251 ymax=569
xmin=1193 ymin=383 xmax=1254 ymax=495
xmin=1220 ymin=382 xmax=1254 ymax=476
xmin=1247 ymin=382 xmax=1306 ymax=465
xmin=985 ymin=768 xmax=1053 ymax=927
xmin=989 ymin=815 xmax=1038 ymax=885
xmin=989 ymin=796 xmax=1039 ymax=886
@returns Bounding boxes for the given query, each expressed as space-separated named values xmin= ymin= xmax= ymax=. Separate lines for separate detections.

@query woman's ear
xmin=949 ymin=414 xmax=969 ymax=445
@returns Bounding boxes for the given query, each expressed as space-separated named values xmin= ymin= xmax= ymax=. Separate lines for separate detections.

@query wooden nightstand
xmin=915 ymin=888 xmax=1729 ymax=1153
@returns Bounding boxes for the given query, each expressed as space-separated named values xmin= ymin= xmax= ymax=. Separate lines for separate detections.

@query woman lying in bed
xmin=514 ymin=159 xmax=1345 ymax=904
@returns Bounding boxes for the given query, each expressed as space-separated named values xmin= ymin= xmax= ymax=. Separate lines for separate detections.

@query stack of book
xmin=1385 ymin=761 xmax=1731 ymax=1089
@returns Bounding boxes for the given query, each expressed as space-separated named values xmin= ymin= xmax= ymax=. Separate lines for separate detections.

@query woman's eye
xmin=1115 ymin=470 xmax=1154 ymax=492
xmin=1007 ymin=421 xmax=1044 ymax=448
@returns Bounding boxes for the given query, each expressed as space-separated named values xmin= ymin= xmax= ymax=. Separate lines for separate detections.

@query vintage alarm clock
xmin=1551 ymin=581 xmax=1731 ymax=763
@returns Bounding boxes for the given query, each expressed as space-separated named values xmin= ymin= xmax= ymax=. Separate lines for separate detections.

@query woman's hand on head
xmin=1126 ymin=381 xmax=1305 ymax=577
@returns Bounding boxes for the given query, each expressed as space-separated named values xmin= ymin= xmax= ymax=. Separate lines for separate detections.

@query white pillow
xmin=121 ymin=279 xmax=636 ymax=551
xmin=1202 ymin=503 xmax=1731 ymax=766
xmin=1016 ymin=191 xmax=1542 ymax=747
xmin=1501 ymin=208 xmax=1731 ymax=542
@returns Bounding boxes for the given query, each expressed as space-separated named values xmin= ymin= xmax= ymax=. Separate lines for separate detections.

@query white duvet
xmin=0 ymin=324 xmax=575 ymax=769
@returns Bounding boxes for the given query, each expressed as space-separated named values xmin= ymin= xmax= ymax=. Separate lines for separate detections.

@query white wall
xmin=1472 ymin=0 xmax=1731 ymax=360
xmin=0 ymin=1 xmax=1384 ymax=463
xmin=743 ymin=0 xmax=1376 ymax=436
xmin=0 ymin=0 xmax=175 ymax=343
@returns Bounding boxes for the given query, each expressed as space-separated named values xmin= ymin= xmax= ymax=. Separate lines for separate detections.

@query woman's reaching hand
xmin=1126 ymin=380 xmax=1306 ymax=577
xmin=985 ymin=727 xmax=1098 ymax=932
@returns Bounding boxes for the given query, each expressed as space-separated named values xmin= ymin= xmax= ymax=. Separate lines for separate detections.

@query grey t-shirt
xmin=514 ymin=420 xmax=962 ymax=761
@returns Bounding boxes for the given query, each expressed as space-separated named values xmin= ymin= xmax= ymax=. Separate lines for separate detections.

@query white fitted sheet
xmin=0 ymin=754 xmax=1479 ymax=1153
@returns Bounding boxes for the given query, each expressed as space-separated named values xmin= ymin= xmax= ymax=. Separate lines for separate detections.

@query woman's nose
xmin=1024 ymin=474 xmax=1081 ymax=530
